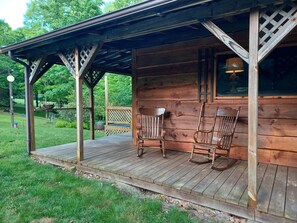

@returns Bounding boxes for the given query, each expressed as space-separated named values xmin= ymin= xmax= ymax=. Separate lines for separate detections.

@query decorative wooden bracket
xmin=79 ymin=43 xmax=103 ymax=77
xmin=202 ymin=2 xmax=297 ymax=65
xmin=201 ymin=21 xmax=249 ymax=63
xmin=58 ymin=43 xmax=103 ymax=78
xmin=258 ymin=2 xmax=297 ymax=62
xmin=84 ymin=69 xmax=106 ymax=88
xmin=58 ymin=49 xmax=76 ymax=77
xmin=29 ymin=55 xmax=53 ymax=84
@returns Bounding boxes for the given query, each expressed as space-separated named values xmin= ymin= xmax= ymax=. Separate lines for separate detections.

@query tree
xmin=22 ymin=0 xmax=104 ymax=107
xmin=0 ymin=20 xmax=26 ymax=106
xmin=104 ymin=0 xmax=144 ymax=13
xmin=24 ymin=0 xmax=104 ymax=37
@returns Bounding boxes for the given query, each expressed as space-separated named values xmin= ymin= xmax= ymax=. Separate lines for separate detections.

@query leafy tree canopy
xmin=24 ymin=0 xmax=104 ymax=37
xmin=104 ymin=0 xmax=144 ymax=13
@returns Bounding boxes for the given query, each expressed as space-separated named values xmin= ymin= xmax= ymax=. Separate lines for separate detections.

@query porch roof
xmin=0 ymin=0 xmax=283 ymax=75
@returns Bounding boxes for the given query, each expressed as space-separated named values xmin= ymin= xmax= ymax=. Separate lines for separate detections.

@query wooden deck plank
xmin=257 ymin=164 xmax=277 ymax=213
xmin=239 ymin=163 xmax=267 ymax=207
xmin=171 ymin=160 xmax=211 ymax=190
xmin=90 ymin=148 xmax=136 ymax=169
xmin=181 ymin=160 xmax=224 ymax=193
xmin=214 ymin=161 xmax=247 ymax=202
xmin=268 ymin=165 xmax=288 ymax=217
xmin=86 ymin=144 xmax=134 ymax=163
xmin=226 ymin=164 xmax=249 ymax=205
xmin=161 ymin=162 xmax=198 ymax=187
xmin=83 ymin=146 xmax=128 ymax=162
xmin=123 ymin=151 xmax=178 ymax=178
xmin=203 ymin=161 xmax=240 ymax=198
xmin=153 ymin=157 xmax=192 ymax=185
xmin=116 ymin=151 xmax=170 ymax=175
xmin=137 ymin=154 xmax=189 ymax=183
xmin=192 ymin=160 xmax=230 ymax=195
xmin=83 ymin=149 xmax=132 ymax=167
xmin=110 ymin=150 xmax=166 ymax=175
xmin=285 ymin=167 xmax=297 ymax=221
xmin=55 ymin=141 xmax=129 ymax=162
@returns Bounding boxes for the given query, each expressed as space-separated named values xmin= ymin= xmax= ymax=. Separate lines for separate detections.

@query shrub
xmin=55 ymin=120 xmax=90 ymax=130
xmin=55 ymin=120 xmax=70 ymax=128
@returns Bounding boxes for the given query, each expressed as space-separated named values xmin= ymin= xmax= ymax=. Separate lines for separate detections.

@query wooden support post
xmin=197 ymin=49 xmax=202 ymax=103
xmin=248 ymin=8 xmax=259 ymax=208
xmin=132 ymin=49 xmax=137 ymax=145
xmin=105 ymin=75 xmax=109 ymax=128
xmin=24 ymin=65 xmax=36 ymax=153
xmin=89 ymin=87 xmax=95 ymax=140
xmin=75 ymin=48 xmax=84 ymax=162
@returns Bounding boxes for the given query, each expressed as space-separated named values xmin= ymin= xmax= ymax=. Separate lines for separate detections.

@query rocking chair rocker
xmin=137 ymin=108 xmax=166 ymax=158
xmin=189 ymin=103 xmax=240 ymax=170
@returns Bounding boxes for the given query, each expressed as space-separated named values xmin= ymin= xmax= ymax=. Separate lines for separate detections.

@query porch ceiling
xmin=0 ymin=0 xmax=290 ymax=76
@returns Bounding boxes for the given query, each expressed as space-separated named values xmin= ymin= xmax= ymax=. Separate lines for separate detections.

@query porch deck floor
xmin=32 ymin=133 xmax=297 ymax=223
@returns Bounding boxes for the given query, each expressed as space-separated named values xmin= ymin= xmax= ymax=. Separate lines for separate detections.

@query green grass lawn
xmin=0 ymin=111 xmax=199 ymax=223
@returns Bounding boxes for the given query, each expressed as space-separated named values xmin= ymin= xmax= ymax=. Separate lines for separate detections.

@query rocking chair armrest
xmin=136 ymin=127 xmax=142 ymax=138
xmin=193 ymin=129 xmax=213 ymax=143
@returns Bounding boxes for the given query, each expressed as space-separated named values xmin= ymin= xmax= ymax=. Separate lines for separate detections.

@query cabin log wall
xmin=134 ymin=33 xmax=297 ymax=168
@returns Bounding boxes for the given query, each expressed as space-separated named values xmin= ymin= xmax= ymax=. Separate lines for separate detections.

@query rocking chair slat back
xmin=214 ymin=107 xmax=240 ymax=150
xmin=137 ymin=108 xmax=166 ymax=157
xmin=190 ymin=104 xmax=240 ymax=170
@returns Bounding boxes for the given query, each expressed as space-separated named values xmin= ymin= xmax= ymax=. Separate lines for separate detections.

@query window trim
xmin=214 ymin=47 xmax=297 ymax=100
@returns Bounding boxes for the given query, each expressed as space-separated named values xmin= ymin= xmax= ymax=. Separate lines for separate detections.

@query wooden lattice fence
xmin=105 ymin=106 xmax=132 ymax=136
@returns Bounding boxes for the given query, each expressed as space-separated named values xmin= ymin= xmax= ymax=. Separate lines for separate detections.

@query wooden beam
xmin=201 ymin=21 xmax=249 ymax=63
xmin=132 ymin=49 xmax=137 ymax=145
xmin=197 ymin=49 xmax=202 ymax=103
xmin=75 ymin=48 xmax=84 ymax=162
xmin=248 ymin=8 xmax=259 ymax=209
xmin=58 ymin=52 xmax=75 ymax=77
xmin=41 ymin=107 xmax=91 ymax=111
xmin=29 ymin=55 xmax=48 ymax=84
xmin=209 ymin=48 xmax=214 ymax=102
xmin=31 ymin=62 xmax=54 ymax=84
xmin=204 ymin=48 xmax=208 ymax=103
xmin=105 ymin=75 xmax=109 ymax=128
xmin=24 ymin=65 xmax=36 ymax=153
xmin=89 ymin=87 xmax=95 ymax=140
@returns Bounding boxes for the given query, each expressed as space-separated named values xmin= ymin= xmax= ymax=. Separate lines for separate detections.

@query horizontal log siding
xmin=134 ymin=37 xmax=297 ymax=168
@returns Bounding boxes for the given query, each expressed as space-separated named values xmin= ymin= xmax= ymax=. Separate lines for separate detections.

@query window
xmin=216 ymin=46 xmax=297 ymax=96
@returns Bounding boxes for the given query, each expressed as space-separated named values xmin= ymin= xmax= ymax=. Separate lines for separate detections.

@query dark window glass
xmin=216 ymin=46 xmax=297 ymax=96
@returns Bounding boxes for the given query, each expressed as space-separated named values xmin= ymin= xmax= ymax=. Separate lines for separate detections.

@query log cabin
xmin=1 ymin=0 xmax=297 ymax=222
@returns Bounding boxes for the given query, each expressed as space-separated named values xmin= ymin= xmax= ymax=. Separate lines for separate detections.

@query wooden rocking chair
xmin=189 ymin=103 xmax=240 ymax=170
xmin=137 ymin=108 xmax=166 ymax=158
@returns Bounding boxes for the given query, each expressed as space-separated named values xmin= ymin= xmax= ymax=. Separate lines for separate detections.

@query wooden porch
xmin=32 ymin=133 xmax=297 ymax=223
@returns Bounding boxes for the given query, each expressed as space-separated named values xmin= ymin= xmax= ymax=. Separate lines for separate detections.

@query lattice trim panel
xmin=107 ymin=107 xmax=132 ymax=124
xmin=84 ymin=70 xmax=104 ymax=88
xmin=259 ymin=2 xmax=297 ymax=49
xmin=105 ymin=125 xmax=131 ymax=136
xmin=80 ymin=46 xmax=94 ymax=68
xmin=29 ymin=57 xmax=53 ymax=84
xmin=65 ymin=49 xmax=76 ymax=71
